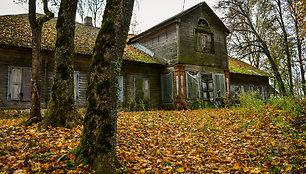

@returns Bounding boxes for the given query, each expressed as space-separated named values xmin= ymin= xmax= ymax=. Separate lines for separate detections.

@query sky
xmin=0 ymin=0 xmax=220 ymax=32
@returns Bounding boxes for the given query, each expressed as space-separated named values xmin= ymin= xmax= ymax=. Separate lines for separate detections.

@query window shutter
xmin=186 ymin=72 xmax=200 ymax=99
xmin=21 ymin=68 xmax=31 ymax=101
xmin=118 ymin=76 xmax=123 ymax=102
xmin=213 ymin=74 xmax=226 ymax=99
xmin=74 ymin=71 xmax=79 ymax=103
xmin=161 ymin=72 xmax=174 ymax=103
xmin=10 ymin=68 xmax=22 ymax=100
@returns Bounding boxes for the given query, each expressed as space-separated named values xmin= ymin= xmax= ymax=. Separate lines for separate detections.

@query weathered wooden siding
xmin=0 ymin=46 xmax=91 ymax=108
xmin=0 ymin=46 xmax=162 ymax=109
xmin=137 ymin=24 xmax=178 ymax=65
xmin=178 ymin=6 xmax=228 ymax=70
xmin=230 ymin=73 xmax=270 ymax=100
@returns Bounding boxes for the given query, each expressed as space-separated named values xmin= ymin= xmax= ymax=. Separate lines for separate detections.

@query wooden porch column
xmin=224 ymin=69 xmax=232 ymax=103
xmin=174 ymin=65 xmax=187 ymax=109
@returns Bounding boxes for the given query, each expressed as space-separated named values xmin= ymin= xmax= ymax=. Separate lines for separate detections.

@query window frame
xmin=7 ymin=66 xmax=32 ymax=102
xmin=195 ymin=30 xmax=214 ymax=54
xmin=134 ymin=77 xmax=150 ymax=104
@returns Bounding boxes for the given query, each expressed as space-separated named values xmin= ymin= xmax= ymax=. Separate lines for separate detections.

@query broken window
xmin=186 ymin=72 xmax=200 ymax=99
xmin=74 ymin=71 xmax=80 ymax=103
xmin=134 ymin=77 xmax=150 ymax=104
xmin=8 ymin=66 xmax=31 ymax=101
xmin=161 ymin=72 xmax=174 ymax=103
xmin=196 ymin=32 xmax=214 ymax=53
xmin=231 ymin=85 xmax=241 ymax=99
xmin=213 ymin=74 xmax=226 ymax=99
xmin=118 ymin=76 xmax=123 ymax=102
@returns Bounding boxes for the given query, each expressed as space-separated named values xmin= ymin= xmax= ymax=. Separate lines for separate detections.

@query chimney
xmin=84 ymin=16 xmax=93 ymax=26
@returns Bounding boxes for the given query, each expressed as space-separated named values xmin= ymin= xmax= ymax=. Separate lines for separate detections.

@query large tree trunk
xmin=25 ymin=0 xmax=53 ymax=126
xmin=75 ymin=0 xmax=134 ymax=173
xmin=42 ymin=0 xmax=81 ymax=128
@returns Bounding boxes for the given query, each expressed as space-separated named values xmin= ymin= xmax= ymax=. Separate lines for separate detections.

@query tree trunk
xmin=25 ymin=0 xmax=53 ymax=126
xmin=276 ymin=0 xmax=293 ymax=95
xmin=75 ymin=0 xmax=134 ymax=173
xmin=297 ymin=37 xmax=305 ymax=95
xmin=263 ymin=43 xmax=287 ymax=96
xmin=43 ymin=0 xmax=81 ymax=128
xmin=29 ymin=25 xmax=43 ymax=123
xmin=245 ymin=13 xmax=287 ymax=96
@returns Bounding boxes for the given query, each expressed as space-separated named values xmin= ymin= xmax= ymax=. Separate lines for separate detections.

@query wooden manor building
xmin=0 ymin=2 xmax=270 ymax=109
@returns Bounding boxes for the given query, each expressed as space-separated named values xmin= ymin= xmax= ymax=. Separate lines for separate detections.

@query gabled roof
xmin=129 ymin=2 xmax=230 ymax=43
xmin=228 ymin=57 xmax=270 ymax=77
xmin=0 ymin=14 xmax=160 ymax=64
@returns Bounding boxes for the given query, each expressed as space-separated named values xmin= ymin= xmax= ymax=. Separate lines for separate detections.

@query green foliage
xmin=236 ymin=92 xmax=305 ymax=130
xmin=237 ymin=91 xmax=265 ymax=112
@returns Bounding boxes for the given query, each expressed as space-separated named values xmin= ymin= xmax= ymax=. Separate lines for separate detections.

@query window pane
xmin=196 ymin=32 xmax=213 ymax=53
xmin=135 ymin=78 xmax=150 ymax=104
xmin=143 ymin=79 xmax=149 ymax=104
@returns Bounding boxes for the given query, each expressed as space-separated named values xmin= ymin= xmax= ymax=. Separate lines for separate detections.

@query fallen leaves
xmin=0 ymin=107 xmax=305 ymax=173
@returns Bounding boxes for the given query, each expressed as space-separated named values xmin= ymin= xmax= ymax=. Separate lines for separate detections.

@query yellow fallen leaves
xmin=177 ymin=167 xmax=184 ymax=173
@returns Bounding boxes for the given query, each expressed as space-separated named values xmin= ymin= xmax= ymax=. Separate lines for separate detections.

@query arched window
xmin=198 ymin=19 xmax=209 ymax=28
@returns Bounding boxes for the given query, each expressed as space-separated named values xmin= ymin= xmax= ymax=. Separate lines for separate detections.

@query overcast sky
xmin=0 ymin=0 xmax=220 ymax=32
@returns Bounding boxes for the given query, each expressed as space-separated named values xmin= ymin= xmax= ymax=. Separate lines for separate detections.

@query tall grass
xmin=237 ymin=92 xmax=305 ymax=130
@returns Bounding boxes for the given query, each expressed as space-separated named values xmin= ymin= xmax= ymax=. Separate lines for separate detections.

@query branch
xmin=37 ymin=0 xmax=54 ymax=25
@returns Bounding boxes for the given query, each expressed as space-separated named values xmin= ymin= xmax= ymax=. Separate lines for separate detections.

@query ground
xmin=0 ymin=107 xmax=304 ymax=173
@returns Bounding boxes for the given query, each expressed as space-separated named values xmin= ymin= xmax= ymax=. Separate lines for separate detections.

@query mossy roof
xmin=228 ymin=57 xmax=270 ymax=77
xmin=0 ymin=14 xmax=160 ymax=64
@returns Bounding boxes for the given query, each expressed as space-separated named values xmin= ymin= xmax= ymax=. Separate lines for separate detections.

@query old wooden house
xmin=0 ymin=2 xmax=269 ymax=109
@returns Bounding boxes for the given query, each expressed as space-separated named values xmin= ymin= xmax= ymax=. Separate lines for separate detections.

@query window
xmin=118 ymin=76 xmax=123 ymax=102
xmin=213 ymin=74 xmax=226 ymax=99
xmin=196 ymin=32 xmax=214 ymax=53
xmin=161 ymin=72 xmax=174 ymax=103
xmin=8 ymin=66 xmax=31 ymax=101
xmin=201 ymin=74 xmax=214 ymax=100
xmin=134 ymin=77 xmax=150 ymax=104
xmin=198 ymin=19 xmax=209 ymax=28
xmin=231 ymin=85 xmax=241 ymax=99
xmin=74 ymin=71 xmax=80 ymax=103
xmin=186 ymin=72 xmax=200 ymax=99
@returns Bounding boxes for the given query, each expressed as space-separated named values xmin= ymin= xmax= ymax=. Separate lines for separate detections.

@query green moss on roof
xmin=0 ymin=14 xmax=160 ymax=64
xmin=228 ymin=57 xmax=270 ymax=76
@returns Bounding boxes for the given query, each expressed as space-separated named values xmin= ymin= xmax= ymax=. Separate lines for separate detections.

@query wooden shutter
xmin=9 ymin=68 xmax=22 ymax=100
xmin=118 ymin=76 xmax=123 ymax=102
xmin=74 ymin=71 xmax=79 ymax=103
xmin=161 ymin=72 xmax=173 ymax=103
xmin=186 ymin=72 xmax=200 ymax=99
xmin=21 ymin=68 xmax=31 ymax=101
xmin=213 ymin=74 xmax=226 ymax=99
